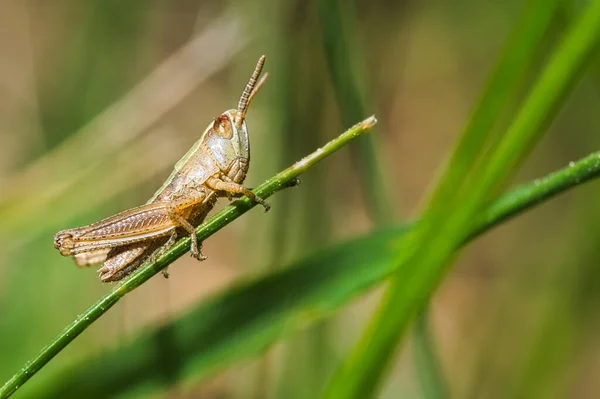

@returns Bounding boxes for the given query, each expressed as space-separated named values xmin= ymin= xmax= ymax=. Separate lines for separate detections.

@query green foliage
xmin=2 ymin=1 xmax=600 ymax=398
xmin=7 ymin=148 xmax=600 ymax=399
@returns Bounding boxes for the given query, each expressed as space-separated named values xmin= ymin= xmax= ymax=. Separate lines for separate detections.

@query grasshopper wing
xmin=54 ymin=202 xmax=177 ymax=256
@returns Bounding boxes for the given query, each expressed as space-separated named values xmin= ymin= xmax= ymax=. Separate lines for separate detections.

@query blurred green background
xmin=1 ymin=1 xmax=599 ymax=398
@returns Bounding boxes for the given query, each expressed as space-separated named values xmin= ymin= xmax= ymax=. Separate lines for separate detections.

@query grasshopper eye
xmin=213 ymin=114 xmax=233 ymax=139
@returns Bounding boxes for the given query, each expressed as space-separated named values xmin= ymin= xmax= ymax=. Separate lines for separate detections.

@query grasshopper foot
xmin=190 ymin=250 xmax=208 ymax=261
xmin=258 ymin=198 xmax=271 ymax=212
xmin=241 ymin=189 xmax=270 ymax=212
xmin=190 ymin=240 xmax=207 ymax=261
xmin=206 ymin=177 xmax=270 ymax=212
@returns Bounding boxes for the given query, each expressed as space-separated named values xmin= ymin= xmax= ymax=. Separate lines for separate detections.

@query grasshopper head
xmin=205 ymin=56 xmax=268 ymax=183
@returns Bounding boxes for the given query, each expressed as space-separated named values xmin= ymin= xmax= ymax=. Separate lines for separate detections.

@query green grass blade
xmin=324 ymin=0 xmax=600 ymax=396
xmin=0 ymin=117 xmax=377 ymax=399
xmin=404 ymin=0 xmax=562 ymax=389
xmin=18 ymin=150 xmax=600 ymax=399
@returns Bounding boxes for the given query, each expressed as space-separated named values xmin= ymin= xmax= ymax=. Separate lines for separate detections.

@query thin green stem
xmin=469 ymin=153 xmax=600 ymax=241
xmin=0 ymin=117 xmax=377 ymax=399
xmin=19 ymin=149 xmax=600 ymax=399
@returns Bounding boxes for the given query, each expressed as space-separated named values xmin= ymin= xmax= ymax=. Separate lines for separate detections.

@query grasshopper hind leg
xmin=153 ymin=231 xmax=178 ymax=278
xmin=98 ymin=232 xmax=175 ymax=282
xmin=98 ymin=244 xmax=147 ymax=282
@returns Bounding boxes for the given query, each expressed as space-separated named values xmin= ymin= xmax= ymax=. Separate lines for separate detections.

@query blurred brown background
xmin=1 ymin=1 xmax=599 ymax=398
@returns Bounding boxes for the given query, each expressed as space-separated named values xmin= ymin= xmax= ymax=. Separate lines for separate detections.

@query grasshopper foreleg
xmin=206 ymin=177 xmax=270 ymax=212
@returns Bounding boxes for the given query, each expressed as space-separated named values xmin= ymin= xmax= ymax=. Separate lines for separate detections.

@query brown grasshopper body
xmin=54 ymin=56 xmax=270 ymax=282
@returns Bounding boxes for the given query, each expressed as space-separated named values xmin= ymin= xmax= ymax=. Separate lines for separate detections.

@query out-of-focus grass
xmin=324 ymin=0 xmax=563 ymax=396
xmin=2 ymin=1 xmax=600 ymax=398
xmin=0 ymin=15 xmax=245 ymax=239
xmin=324 ymin=0 xmax=600 ymax=397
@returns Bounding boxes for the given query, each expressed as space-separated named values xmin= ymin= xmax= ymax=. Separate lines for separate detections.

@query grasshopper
xmin=54 ymin=56 xmax=270 ymax=282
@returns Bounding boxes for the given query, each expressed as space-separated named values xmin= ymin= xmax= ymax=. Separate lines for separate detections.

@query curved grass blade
xmin=18 ymin=150 xmax=600 ymax=399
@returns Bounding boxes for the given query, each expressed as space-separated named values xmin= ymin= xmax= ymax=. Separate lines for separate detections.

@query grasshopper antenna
xmin=236 ymin=55 xmax=267 ymax=128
